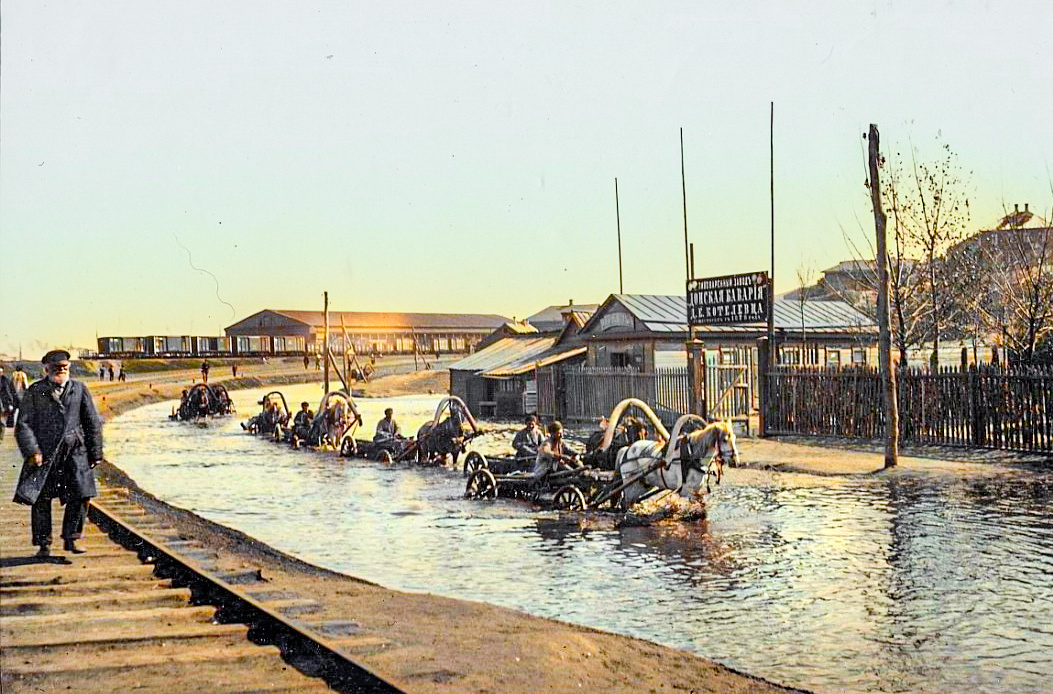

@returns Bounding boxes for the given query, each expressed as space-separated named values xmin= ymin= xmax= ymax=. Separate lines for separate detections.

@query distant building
xmin=525 ymin=301 xmax=600 ymax=332
xmin=449 ymin=306 xmax=594 ymax=417
xmin=225 ymin=309 xmax=509 ymax=355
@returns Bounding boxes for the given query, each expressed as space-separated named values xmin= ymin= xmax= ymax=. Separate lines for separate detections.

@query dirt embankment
xmin=83 ymin=366 xmax=801 ymax=694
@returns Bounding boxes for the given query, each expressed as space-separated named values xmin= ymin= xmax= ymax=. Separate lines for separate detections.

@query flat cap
xmin=42 ymin=349 xmax=71 ymax=365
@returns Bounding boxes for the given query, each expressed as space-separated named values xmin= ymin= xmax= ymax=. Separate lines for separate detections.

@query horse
xmin=416 ymin=396 xmax=480 ymax=467
xmin=306 ymin=392 xmax=362 ymax=449
xmin=615 ymin=418 xmax=739 ymax=510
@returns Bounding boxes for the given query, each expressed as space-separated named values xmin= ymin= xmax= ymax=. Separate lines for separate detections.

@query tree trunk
xmin=869 ymin=124 xmax=899 ymax=468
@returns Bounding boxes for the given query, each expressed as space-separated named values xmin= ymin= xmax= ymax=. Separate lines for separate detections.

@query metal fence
xmin=765 ymin=364 xmax=1053 ymax=453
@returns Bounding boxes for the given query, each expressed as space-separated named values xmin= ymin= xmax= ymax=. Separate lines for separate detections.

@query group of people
xmin=510 ymin=412 xmax=656 ymax=478
xmin=97 ymin=364 xmax=125 ymax=382
xmin=11 ymin=350 xmax=105 ymax=556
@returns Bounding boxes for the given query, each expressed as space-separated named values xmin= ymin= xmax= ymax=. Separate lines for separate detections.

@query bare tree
xmin=976 ymin=200 xmax=1053 ymax=364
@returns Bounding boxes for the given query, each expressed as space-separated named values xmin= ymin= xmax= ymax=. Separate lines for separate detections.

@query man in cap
xmin=0 ymin=365 xmax=17 ymax=439
xmin=14 ymin=350 xmax=104 ymax=556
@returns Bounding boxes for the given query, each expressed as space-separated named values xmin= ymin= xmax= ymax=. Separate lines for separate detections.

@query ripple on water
xmin=105 ymin=384 xmax=1053 ymax=694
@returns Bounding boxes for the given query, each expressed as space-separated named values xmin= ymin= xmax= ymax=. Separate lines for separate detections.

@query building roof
xmin=447 ymin=336 xmax=556 ymax=373
xmin=481 ymin=345 xmax=587 ymax=377
xmin=584 ymin=294 xmax=876 ymax=335
xmin=525 ymin=303 xmax=600 ymax=331
xmin=991 ymin=203 xmax=1050 ymax=231
xmin=227 ymin=309 xmax=509 ymax=332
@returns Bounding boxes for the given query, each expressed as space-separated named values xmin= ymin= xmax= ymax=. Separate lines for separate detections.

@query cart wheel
xmin=463 ymin=451 xmax=487 ymax=476
xmin=339 ymin=437 xmax=356 ymax=457
xmin=554 ymin=485 xmax=586 ymax=511
xmin=465 ymin=469 xmax=498 ymax=500
xmin=378 ymin=450 xmax=394 ymax=465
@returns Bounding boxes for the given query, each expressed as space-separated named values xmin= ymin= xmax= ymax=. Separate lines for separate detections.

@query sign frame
xmin=686 ymin=271 xmax=771 ymax=326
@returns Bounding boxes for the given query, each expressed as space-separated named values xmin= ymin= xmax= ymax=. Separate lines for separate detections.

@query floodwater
xmin=105 ymin=384 xmax=1053 ymax=694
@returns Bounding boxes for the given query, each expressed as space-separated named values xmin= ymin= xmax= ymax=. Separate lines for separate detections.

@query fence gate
xmin=707 ymin=363 xmax=752 ymax=420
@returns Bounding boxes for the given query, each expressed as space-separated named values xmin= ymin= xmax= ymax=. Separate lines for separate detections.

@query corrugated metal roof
xmin=230 ymin=309 xmax=509 ymax=331
xmin=482 ymin=346 xmax=587 ymax=377
xmin=604 ymin=294 xmax=874 ymax=333
xmin=504 ymin=321 xmax=540 ymax=334
xmin=447 ymin=336 xmax=555 ymax=373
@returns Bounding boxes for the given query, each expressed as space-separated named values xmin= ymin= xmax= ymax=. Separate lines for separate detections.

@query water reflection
xmin=105 ymin=384 xmax=1053 ymax=694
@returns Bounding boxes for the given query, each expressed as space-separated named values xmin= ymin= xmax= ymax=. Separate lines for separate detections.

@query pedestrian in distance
xmin=0 ymin=366 xmax=17 ymax=439
xmin=99 ymin=365 xmax=105 ymax=380
xmin=13 ymin=364 xmax=29 ymax=397
xmin=303 ymin=353 xmax=310 ymax=370
xmin=232 ymin=364 xmax=238 ymax=377
xmin=201 ymin=360 xmax=210 ymax=383
xmin=118 ymin=365 xmax=126 ymax=382
xmin=107 ymin=364 xmax=114 ymax=381
xmin=13 ymin=350 xmax=104 ymax=557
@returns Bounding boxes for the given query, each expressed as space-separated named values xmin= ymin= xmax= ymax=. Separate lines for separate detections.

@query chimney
xmin=568 ymin=299 xmax=574 ymax=306
xmin=1025 ymin=203 xmax=1030 ymax=213
xmin=1014 ymin=204 xmax=1019 ymax=213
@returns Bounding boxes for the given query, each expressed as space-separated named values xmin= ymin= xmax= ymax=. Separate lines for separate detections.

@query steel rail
xmin=87 ymin=500 xmax=405 ymax=694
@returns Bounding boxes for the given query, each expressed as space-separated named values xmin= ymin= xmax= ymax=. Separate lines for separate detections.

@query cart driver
xmin=374 ymin=408 xmax=403 ymax=446
xmin=532 ymin=421 xmax=579 ymax=478
xmin=292 ymin=401 xmax=313 ymax=438
xmin=512 ymin=415 xmax=544 ymax=460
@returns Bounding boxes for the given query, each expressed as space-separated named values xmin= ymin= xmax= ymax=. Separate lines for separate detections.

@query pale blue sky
xmin=2 ymin=0 xmax=1050 ymax=355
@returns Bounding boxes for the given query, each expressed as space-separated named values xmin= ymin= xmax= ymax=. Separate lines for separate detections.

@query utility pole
xmin=682 ymin=128 xmax=706 ymax=417
xmin=323 ymin=291 xmax=330 ymax=395
xmin=868 ymin=123 xmax=899 ymax=468
xmin=615 ymin=177 xmax=624 ymax=294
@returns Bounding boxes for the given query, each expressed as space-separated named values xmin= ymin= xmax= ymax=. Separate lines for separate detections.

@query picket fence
xmin=765 ymin=365 xmax=1053 ymax=453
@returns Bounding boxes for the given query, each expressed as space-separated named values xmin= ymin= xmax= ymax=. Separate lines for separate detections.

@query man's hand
xmin=31 ymin=453 xmax=44 ymax=466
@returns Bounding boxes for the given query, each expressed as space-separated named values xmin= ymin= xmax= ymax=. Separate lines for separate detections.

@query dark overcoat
xmin=14 ymin=378 xmax=103 ymax=505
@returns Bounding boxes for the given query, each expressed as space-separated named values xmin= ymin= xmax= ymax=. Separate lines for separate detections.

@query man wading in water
xmin=14 ymin=350 xmax=104 ymax=557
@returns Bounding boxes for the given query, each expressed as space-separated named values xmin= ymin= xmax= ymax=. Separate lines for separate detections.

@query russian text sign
xmin=686 ymin=271 xmax=770 ymax=325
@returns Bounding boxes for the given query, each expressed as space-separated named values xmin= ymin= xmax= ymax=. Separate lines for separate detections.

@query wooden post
xmin=758 ymin=338 xmax=770 ymax=437
xmin=323 ymin=291 xmax=330 ymax=394
xmin=615 ymin=177 xmax=624 ymax=294
xmin=868 ymin=123 xmax=899 ymax=468
xmin=687 ymin=339 xmax=707 ymax=418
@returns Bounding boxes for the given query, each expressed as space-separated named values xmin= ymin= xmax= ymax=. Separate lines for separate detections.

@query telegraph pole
xmin=615 ymin=177 xmax=624 ymax=294
xmin=323 ymin=291 xmax=330 ymax=394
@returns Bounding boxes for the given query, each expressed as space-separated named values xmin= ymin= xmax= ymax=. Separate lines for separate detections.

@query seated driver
xmin=292 ymin=401 xmax=313 ymax=437
xmin=512 ymin=415 xmax=544 ymax=460
xmin=531 ymin=421 xmax=579 ymax=478
xmin=374 ymin=408 xmax=403 ymax=448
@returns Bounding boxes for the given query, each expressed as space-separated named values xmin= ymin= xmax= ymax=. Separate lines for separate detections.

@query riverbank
xmin=77 ymin=366 xmax=801 ymax=694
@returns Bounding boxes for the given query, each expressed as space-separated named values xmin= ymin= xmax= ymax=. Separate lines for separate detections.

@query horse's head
xmin=679 ymin=421 xmax=739 ymax=496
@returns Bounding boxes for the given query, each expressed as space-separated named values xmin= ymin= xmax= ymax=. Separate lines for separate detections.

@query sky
xmin=2 ymin=0 xmax=1051 ymax=356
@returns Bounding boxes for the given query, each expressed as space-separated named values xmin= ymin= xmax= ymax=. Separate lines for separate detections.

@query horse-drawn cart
xmin=171 ymin=383 xmax=235 ymax=421
xmin=464 ymin=398 xmax=739 ymax=512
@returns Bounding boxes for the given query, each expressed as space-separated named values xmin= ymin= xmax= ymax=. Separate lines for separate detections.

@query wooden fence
xmin=536 ymin=364 xmax=753 ymax=427
xmin=765 ymin=364 xmax=1053 ymax=453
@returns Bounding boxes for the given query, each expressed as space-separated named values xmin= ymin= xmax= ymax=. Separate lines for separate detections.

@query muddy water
xmin=106 ymin=384 xmax=1053 ymax=694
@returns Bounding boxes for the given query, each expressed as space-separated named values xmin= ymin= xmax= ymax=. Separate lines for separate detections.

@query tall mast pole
xmin=323 ymin=291 xmax=330 ymax=394
xmin=681 ymin=128 xmax=690 ymax=282
xmin=767 ymin=103 xmax=775 ymax=372
xmin=615 ymin=177 xmax=624 ymax=294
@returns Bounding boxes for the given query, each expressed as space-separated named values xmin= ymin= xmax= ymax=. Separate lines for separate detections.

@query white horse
xmin=615 ymin=415 xmax=739 ymax=510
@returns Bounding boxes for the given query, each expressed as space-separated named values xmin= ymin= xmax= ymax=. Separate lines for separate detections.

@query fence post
xmin=758 ymin=338 xmax=770 ymax=437
xmin=687 ymin=339 xmax=707 ymax=417
xmin=970 ymin=364 xmax=984 ymax=447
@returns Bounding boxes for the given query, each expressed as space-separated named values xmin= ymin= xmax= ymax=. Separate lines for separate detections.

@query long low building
xmin=225 ymin=309 xmax=510 ymax=355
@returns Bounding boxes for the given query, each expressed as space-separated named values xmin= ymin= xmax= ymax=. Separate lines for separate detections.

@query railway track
xmin=1 ymin=477 xmax=405 ymax=694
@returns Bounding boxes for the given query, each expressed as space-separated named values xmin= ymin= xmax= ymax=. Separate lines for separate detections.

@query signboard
xmin=686 ymin=271 xmax=770 ymax=326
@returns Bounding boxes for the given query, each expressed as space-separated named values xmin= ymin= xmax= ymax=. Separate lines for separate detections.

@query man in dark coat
xmin=0 ymin=365 xmax=17 ymax=438
xmin=14 ymin=349 xmax=104 ymax=556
